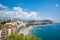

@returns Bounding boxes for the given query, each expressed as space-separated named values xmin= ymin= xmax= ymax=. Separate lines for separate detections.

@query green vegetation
xmin=0 ymin=24 xmax=2 ymax=30
xmin=6 ymin=34 xmax=42 ymax=40
xmin=0 ymin=20 xmax=11 ymax=25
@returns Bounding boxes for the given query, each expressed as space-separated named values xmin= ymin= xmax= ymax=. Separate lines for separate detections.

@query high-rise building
xmin=1 ymin=23 xmax=16 ymax=40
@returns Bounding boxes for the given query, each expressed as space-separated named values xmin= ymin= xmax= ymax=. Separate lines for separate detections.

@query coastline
xmin=18 ymin=24 xmax=54 ymax=35
xmin=19 ymin=26 xmax=33 ymax=35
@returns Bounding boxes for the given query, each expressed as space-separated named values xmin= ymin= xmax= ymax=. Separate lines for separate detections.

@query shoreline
xmin=18 ymin=24 xmax=54 ymax=35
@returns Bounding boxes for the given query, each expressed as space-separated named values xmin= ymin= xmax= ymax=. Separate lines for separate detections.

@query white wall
xmin=0 ymin=30 xmax=2 ymax=38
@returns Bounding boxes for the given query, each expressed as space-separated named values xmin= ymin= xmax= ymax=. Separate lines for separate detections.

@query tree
xmin=25 ymin=35 xmax=31 ymax=40
xmin=6 ymin=34 xmax=42 ymax=40
xmin=0 ymin=20 xmax=11 ymax=25
xmin=30 ymin=35 xmax=36 ymax=40
xmin=6 ymin=34 xmax=18 ymax=40
xmin=18 ymin=34 xmax=24 ymax=40
xmin=35 ymin=38 xmax=42 ymax=40
xmin=24 ymin=34 xmax=42 ymax=40
xmin=0 ymin=24 xmax=2 ymax=30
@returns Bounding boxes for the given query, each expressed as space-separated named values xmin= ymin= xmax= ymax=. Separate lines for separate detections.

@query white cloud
xmin=0 ymin=4 xmax=41 ymax=20
xmin=13 ymin=7 xmax=41 ymax=20
xmin=0 ymin=4 xmax=8 ymax=9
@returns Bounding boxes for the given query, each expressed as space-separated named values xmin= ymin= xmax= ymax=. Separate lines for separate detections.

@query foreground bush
xmin=6 ymin=34 xmax=42 ymax=40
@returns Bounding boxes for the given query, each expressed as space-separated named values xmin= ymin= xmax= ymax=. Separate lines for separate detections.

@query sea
xmin=29 ymin=23 xmax=60 ymax=40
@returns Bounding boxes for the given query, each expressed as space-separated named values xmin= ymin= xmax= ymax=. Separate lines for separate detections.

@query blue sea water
xmin=29 ymin=23 xmax=60 ymax=40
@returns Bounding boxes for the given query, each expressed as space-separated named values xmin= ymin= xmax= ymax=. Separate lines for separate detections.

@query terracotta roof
xmin=4 ymin=23 xmax=15 ymax=28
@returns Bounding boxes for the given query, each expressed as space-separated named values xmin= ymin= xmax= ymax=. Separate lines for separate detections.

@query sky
xmin=0 ymin=0 xmax=60 ymax=23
